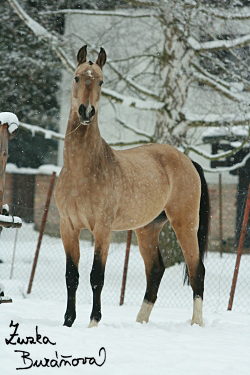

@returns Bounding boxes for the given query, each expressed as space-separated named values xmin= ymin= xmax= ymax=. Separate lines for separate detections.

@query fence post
xmin=120 ymin=230 xmax=132 ymax=306
xmin=219 ymin=173 xmax=223 ymax=257
xmin=27 ymin=171 xmax=56 ymax=294
xmin=228 ymin=183 xmax=250 ymax=311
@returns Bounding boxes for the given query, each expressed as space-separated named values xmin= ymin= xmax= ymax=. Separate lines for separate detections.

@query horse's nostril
xmin=78 ymin=104 xmax=85 ymax=117
xmin=78 ymin=104 xmax=95 ymax=122
xmin=90 ymin=106 xmax=95 ymax=117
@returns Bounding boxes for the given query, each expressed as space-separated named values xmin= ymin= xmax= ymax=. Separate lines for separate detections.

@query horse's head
xmin=72 ymin=45 xmax=106 ymax=125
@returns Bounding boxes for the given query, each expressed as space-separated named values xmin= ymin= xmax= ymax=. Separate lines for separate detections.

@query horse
xmin=55 ymin=45 xmax=210 ymax=328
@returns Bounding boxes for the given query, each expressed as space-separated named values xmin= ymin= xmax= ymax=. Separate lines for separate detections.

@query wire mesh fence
xmin=0 ymin=182 xmax=250 ymax=314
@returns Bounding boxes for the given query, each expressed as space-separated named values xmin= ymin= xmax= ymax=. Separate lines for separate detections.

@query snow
xmin=5 ymin=163 xmax=61 ymax=176
xmin=0 ymin=214 xmax=22 ymax=224
xmin=203 ymin=152 xmax=250 ymax=174
xmin=102 ymin=88 xmax=165 ymax=111
xmin=40 ymin=8 xmax=154 ymax=19
xmin=19 ymin=121 xmax=65 ymax=141
xmin=0 ymin=223 xmax=250 ymax=374
xmin=202 ymin=125 xmax=249 ymax=138
xmin=188 ymin=33 xmax=250 ymax=52
xmin=1 ymin=300 xmax=250 ymax=374
xmin=0 ymin=112 xmax=19 ymax=134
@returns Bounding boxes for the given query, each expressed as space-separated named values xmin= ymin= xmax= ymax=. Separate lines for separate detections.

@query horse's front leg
xmin=88 ymin=232 xmax=111 ymax=328
xmin=60 ymin=220 xmax=81 ymax=327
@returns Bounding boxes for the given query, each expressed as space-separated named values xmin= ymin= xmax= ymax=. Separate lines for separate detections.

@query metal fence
xmin=0 ymin=183 xmax=250 ymax=315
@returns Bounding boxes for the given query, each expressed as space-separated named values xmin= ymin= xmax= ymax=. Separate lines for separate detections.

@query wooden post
xmin=27 ymin=171 xmax=56 ymax=294
xmin=0 ymin=123 xmax=22 ymax=229
xmin=228 ymin=183 xmax=250 ymax=311
xmin=0 ymin=124 xmax=9 ymax=215
xmin=120 ymin=230 xmax=132 ymax=306
xmin=219 ymin=173 xmax=223 ymax=257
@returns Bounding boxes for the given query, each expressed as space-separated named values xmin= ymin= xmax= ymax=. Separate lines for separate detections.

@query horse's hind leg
xmin=167 ymin=209 xmax=205 ymax=326
xmin=60 ymin=220 xmax=81 ymax=327
xmin=135 ymin=218 xmax=166 ymax=324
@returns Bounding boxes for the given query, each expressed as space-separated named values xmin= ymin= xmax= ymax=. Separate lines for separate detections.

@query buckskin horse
xmin=55 ymin=46 xmax=210 ymax=328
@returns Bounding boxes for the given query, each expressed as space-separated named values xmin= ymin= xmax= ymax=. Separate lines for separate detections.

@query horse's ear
xmin=77 ymin=45 xmax=87 ymax=65
xmin=96 ymin=47 xmax=106 ymax=69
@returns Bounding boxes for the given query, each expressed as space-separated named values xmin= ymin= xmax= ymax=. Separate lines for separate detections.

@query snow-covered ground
xmin=1 ymin=223 xmax=250 ymax=374
xmin=1 ymin=299 xmax=250 ymax=374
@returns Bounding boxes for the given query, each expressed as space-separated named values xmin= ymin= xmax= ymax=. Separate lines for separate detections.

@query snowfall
xmin=0 ymin=223 xmax=250 ymax=375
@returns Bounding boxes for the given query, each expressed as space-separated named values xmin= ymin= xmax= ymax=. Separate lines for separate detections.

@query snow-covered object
xmin=0 ymin=214 xmax=22 ymax=225
xmin=0 ymin=283 xmax=4 ymax=294
xmin=0 ymin=112 xmax=19 ymax=134
xmin=2 ymin=204 xmax=9 ymax=213
xmin=5 ymin=163 xmax=61 ymax=176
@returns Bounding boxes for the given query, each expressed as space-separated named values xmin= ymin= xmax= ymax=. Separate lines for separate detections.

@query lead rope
xmin=65 ymin=122 xmax=82 ymax=137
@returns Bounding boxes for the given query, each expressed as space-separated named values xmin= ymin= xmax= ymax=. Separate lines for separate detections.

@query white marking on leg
xmin=191 ymin=296 xmax=203 ymax=326
xmin=136 ymin=300 xmax=154 ymax=323
xmin=88 ymin=319 xmax=99 ymax=328
xmin=87 ymin=70 xmax=92 ymax=77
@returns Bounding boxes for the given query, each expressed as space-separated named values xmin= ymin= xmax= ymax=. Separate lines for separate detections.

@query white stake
xmin=10 ymin=228 xmax=18 ymax=279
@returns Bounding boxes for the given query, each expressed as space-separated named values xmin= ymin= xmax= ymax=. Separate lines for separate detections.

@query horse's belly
xmin=112 ymin=192 xmax=167 ymax=231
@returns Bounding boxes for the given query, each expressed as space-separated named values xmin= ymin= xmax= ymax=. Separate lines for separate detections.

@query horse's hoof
xmin=136 ymin=300 xmax=153 ymax=323
xmin=88 ymin=319 xmax=98 ymax=328
xmin=136 ymin=316 xmax=149 ymax=324
xmin=191 ymin=318 xmax=203 ymax=327
xmin=63 ymin=315 xmax=75 ymax=327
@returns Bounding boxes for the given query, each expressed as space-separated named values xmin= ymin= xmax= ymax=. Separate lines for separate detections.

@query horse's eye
xmin=75 ymin=76 xmax=79 ymax=83
xmin=99 ymin=80 xmax=103 ymax=86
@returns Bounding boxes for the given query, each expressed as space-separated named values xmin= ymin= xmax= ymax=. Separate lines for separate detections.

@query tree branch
xmin=115 ymin=117 xmax=154 ymax=140
xmin=185 ymin=136 xmax=249 ymax=161
xmin=39 ymin=9 xmax=155 ymax=18
xmin=192 ymin=71 xmax=246 ymax=103
xmin=102 ymin=87 xmax=165 ymax=110
xmin=188 ymin=34 xmax=250 ymax=52
xmin=186 ymin=112 xmax=250 ymax=127
xmin=198 ymin=6 xmax=250 ymax=21
xmin=203 ymin=152 xmax=250 ymax=173
xmin=191 ymin=62 xmax=232 ymax=90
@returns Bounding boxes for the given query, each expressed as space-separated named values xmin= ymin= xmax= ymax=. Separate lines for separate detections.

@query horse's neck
xmin=64 ymin=110 xmax=107 ymax=169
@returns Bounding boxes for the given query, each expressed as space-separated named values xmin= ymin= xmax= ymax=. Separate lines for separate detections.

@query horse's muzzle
xmin=78 ymin=104 xmax=95 ymax=125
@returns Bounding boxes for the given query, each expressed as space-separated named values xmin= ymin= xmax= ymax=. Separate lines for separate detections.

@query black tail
xmin=184 ymin=161 xmax=210 ymax=284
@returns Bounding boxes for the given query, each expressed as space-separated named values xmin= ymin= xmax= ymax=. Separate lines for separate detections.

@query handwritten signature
xmin=5 ymin=321 xmax=106 ymax=369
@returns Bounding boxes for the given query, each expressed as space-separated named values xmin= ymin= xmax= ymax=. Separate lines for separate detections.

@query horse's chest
xmin=57 ymin=172 xmax=115 ymax=219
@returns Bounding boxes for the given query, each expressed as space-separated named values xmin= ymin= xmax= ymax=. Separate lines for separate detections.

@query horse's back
xmin=115 ymin=143 xmax=199 ymax=189
xmin=111 ymin=143 xmax=201 ymax=230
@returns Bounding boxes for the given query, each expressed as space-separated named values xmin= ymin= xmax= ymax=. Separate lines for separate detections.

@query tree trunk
xmin=154 ymin=22 xmax=195 ymax=145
